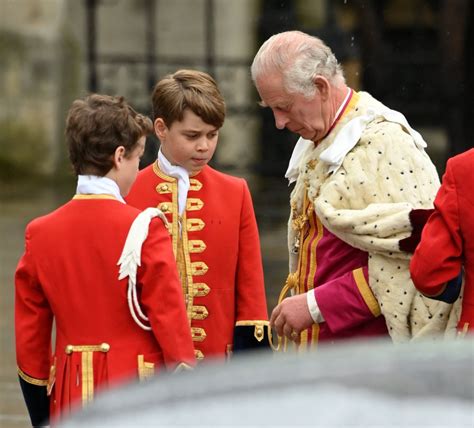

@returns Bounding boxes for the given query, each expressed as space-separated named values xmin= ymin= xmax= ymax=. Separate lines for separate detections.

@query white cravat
xmin=76 ymin=175 xmax=125 ymax=203
xmin=157 ymin=149 xmax=190 ymax=215
xmin=284 ymin=137 xmax=313 ymax=185
xmin=285 ymin=88 xmax=352 ymax=185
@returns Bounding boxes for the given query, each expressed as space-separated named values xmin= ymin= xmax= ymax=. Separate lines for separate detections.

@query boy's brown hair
xmin=66 ymin=94 xmax=153 ymax=176
xmin=151 ymin=69 xmax=226 ymax=128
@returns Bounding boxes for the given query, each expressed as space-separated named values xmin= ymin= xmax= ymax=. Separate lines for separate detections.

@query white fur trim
xmin=320 ymin=105 xmax=427 ymax=175
xmin=288 ymin=91 xmax=460 ymax=342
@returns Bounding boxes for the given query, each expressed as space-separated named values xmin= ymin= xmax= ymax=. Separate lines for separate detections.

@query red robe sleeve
xmin=15 ymin=224 xmax=53 ymax=383
xmin=314 ymin=266 xmax=382 ymax=334
xmin=138 ymin=218 xmax=196 ymax=369
xmin=233 ymin=181 xmax=270 ymax=350
xmin=410 ymin=160 xmax=463 ymax=296
xmin=15 ymin=225 xmax=52 ymax=425
xmin=234 ymin=181 xmax=268 ymax=321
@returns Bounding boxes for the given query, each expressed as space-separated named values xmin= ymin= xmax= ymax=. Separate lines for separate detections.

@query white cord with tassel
xmin=117 ymin=207 xmax=169 ymax=331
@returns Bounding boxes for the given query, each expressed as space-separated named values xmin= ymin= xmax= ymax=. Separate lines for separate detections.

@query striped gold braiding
xmin=64 ymin=343 xmax=110 ymax=407
xmin=65 ymin=343 xmax=110 ymax=354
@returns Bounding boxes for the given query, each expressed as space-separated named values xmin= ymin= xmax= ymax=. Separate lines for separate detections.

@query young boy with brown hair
xmin=126 ymin=70 xmax=269 ymax=361
xmin=15 ymin=94 xmax=195 ymax=426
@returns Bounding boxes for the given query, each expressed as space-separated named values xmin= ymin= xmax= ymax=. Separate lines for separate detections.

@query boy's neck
xmin=158 ymin=149 xmax=190 ymax=177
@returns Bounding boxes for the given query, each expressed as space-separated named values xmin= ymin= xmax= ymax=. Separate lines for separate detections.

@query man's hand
xmin=270 ymin=294 xmax=314 ymax=343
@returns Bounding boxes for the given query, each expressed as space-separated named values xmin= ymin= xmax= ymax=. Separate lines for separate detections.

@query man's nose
xmin=274 ymin=111 xmax=288 ymax=130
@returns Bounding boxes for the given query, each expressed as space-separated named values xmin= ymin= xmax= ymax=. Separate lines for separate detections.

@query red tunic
xmin=15 ymin=195 xmax=195 ymax=421
xmin=126 ymin=163 xmax=269 ymax=360
xmin=410 ymin=148 xmax=474 ymax=333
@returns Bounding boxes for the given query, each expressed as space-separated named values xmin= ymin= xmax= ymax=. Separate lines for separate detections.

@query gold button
xmin=100 ymin=343 xmax=110 ymax=352
xmin=161 ymin=184 xmax=169 ymax=191
xmin=161 ymin=204 xmax=169 ymax=212
xmin=65 ymin=345 xmax=73 ymax=354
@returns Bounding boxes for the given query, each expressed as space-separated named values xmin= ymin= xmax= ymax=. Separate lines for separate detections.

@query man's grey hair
xmin=251 ymin=31 xmax=345 ymax=97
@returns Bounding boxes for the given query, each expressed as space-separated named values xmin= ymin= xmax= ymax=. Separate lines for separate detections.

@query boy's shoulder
xmin=134 ymin=162 xmax=177 ymax=188
xmin=138 ymin=162 xmax=156 ymax=175
xmin=199 ymin=165 xmax=246 ymax=188
xmin=27 ymin=197 xmax=141 ymax=232
xmin=449 ymin=148 xmax=474 ymax=169
xmin=26 ymin=200 xmax=72 ymax=230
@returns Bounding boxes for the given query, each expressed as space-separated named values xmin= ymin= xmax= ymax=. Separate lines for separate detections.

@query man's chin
xmin=296 ymin=129 xmax=316 ymax=141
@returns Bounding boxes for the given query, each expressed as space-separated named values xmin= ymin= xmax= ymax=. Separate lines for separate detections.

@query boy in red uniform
xmin=126 ymin=70 xmax=269 ymax=362
xmin=15 ymin=94 xmax=195 ymax=426
xmin=410 ymin=148 xmax=474 ymax=334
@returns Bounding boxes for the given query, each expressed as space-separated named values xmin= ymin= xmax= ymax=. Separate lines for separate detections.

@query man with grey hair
xmin=251 ymin=30 xmax=460 ymax=349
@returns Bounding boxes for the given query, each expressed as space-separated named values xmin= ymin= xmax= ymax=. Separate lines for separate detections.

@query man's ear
xmin=313 ymin=76 xmax=330 ymax=100
xmin=154 ymin=118 xmax=167 ymax=140
xmin=112 ymin=146 xmax=126 ymax=170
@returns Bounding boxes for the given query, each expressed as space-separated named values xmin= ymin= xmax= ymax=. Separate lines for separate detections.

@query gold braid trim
xmin=73 ymin=194 xmax=117 ymax=200
xmin=64 ymin=343 xmax=110 ymax=406
xmin=82 ymin=351 xmax=94 ymax=405
xmin=235 ymin=320 xmax=270 ymax=326
xmin=291 ymin=211 xmax=308 ymax=232
xmin=138 ymin=355 xmax=155 ymax=381
xmin=353 ymin=268 xmax=381 ymax=317
xmin=17 ymin=367 xmax=48 ymax=386
xmin=235 ymin=320 xmax=270 ymax=342
xmin=65 ymin=343 xmax=110 ymax=353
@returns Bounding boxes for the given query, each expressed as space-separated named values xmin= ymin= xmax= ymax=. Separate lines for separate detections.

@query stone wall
xmin=0 ymin=0 xmax=264 ymax=181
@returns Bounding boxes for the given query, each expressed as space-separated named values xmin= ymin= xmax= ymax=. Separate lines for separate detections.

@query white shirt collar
xmin=76 ymin=175 xmax=125 ymax=203
xmin=284 ymin=88 xmax=352 ymax=185
xmin=332 ymin=88 xmax=352 ymax=127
